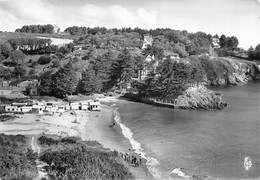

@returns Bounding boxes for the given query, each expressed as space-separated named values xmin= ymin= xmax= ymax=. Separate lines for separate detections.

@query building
xmin=31 ymin=105 xmax=44 ymax=114
xmin=142 ymin=35 xmax=153 ymax=49
xmin=88 ymin=101 xmax=101 ymax=111
xmin=212 ymin=37 xmax=220 ymax=48
xmin=70 ymin=102 xmax=80 ymax=110
xmin=80 ymin=102 xmax=89 ymax=110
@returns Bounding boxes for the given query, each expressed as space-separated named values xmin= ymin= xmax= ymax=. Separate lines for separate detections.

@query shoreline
xmin=85 ymin=104 xmax=155 ymax=180
xmin=0 ymin=101 xmax=154 ymax=180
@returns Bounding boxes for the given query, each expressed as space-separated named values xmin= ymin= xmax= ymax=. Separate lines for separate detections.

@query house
xmin=74 ymin=45 xmax=83 ymax=51
xmin=142 ymin=35 xmax=153 ymax=49
xmin=88 ymin=101 xmax=101 ymax=111
xmin=212 ymin=37 xmax=220 ymax=48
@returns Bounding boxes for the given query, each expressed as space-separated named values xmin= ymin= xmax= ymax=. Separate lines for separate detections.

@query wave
xmin=113 ymin=108 xmax=162 ymax=179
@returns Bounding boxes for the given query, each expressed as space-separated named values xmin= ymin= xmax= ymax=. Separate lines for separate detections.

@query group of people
xmin=120 ymin=152 xmax=142 ymax=167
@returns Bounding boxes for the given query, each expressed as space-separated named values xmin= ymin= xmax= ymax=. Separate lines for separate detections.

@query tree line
xmin=15 ymin=24 xmax=55 ymax=34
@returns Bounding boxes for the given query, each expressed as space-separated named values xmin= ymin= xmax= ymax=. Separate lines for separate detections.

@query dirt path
xmin=31 ymin=137 xmax=47 ymax=180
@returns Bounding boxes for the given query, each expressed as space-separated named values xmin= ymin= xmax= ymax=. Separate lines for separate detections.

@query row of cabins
xmin=4 ymin=101 xmax=101 ymax=114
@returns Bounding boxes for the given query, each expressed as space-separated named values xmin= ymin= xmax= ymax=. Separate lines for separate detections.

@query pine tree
xmin=52 ymin=62 xmax=79 ymax=98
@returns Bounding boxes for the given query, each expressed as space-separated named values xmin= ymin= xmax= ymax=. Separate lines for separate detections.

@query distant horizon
xmin=0 ymin=0 xmax=259 ymax=49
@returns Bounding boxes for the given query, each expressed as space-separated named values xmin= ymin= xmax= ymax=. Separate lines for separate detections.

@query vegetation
xmin=248 ymin=44 xmax=260 ymax=60
xmin=0 ymin=134 xmax=38 ymax=180
xmin=38 ymin=136 xmax=134 ymax=180
xmin=15 ymin=24 xmax=55 ymax=34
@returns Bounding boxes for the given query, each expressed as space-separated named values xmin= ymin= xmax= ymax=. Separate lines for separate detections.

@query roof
xmin=89 ymin=101 xmax=100 ymax=106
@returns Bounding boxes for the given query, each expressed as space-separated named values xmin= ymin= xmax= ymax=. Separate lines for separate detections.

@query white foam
xmin=113 ymin=108 xmax=162 ymax=178
xmin=170 ymin=168 xmax=191 ymax=179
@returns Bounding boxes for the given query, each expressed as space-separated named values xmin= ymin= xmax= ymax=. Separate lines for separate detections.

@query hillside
xmin=0 ymin=27 xmax=259 ymax=109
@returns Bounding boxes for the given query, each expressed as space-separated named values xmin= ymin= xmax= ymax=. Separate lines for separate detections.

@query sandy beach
xmin=0 ymin=101 xmax=153 ymax=180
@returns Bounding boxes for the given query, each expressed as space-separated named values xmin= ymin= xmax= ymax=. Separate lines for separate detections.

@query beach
xmin=0 ymin=102 xmax=153 ymax=180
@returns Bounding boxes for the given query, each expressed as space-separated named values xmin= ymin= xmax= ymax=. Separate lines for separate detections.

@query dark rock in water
xmin=175 ymin=86 xmax=226 ymax=110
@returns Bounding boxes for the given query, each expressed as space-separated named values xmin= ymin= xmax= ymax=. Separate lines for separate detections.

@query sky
xmin=0 ymin=0 xmax=259 ymax=49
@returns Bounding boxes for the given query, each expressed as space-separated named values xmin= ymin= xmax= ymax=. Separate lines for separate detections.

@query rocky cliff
xmin=189 ymin=55 xmax=260 ymax=86
xmin=175 ymin=86 xmax=227 ymax=110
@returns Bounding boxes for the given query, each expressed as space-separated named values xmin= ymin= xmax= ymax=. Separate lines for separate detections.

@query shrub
xmin=52 ymin=59 xmax=61 ymax=68
xmin=0 ymin=134 xmax=38 ymax=180
xmin=38 ymin=55 xmax=52 ymax=65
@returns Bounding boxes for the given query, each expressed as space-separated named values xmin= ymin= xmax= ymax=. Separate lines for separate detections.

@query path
xmin=31 ymin=137 xmax=47 ymax=180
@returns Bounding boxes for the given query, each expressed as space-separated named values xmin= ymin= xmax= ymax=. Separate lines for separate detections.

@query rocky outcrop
xmin=175 ymin=86 xmax=227 ymax=110
xmin=190 ymin=55 xmax=260 ymax=86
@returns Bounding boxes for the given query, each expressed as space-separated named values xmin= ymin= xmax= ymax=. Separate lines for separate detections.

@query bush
xmin=0 ymin=134 xmax=38 ymax=180
xmin=30 ymin=61 xmax=38 ymax=67
xmin=38 ymin=55 xmax=52 ymax=65
xmin=28 ymin=59 xmax=33 ymax=63
xmin=52 ymin=59 xmax=61 ymax=68
xmin=39 ymin=139 xmax=134 ymax=180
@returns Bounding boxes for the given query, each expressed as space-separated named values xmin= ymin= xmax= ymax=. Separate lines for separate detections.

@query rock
xmin=175 ymin=86 xmax=226 ymax=110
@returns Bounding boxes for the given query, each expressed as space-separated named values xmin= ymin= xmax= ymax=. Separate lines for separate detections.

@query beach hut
xmin=31 ymin=105 xmax=44 ymax=114
xmin=21 ymin=106 xmax=32 ymax=113
xmin=88 ymin=101 xmax=101 ymax=111
xmin=5 ymin=106 xmax=18 ymax=112
xmin=57 ymin=106 xmax=66 ymax=113
xmin=70 ymin=102 xmax=80 ymax=110
xmin=80 ymin=102 xmax=89 ymax=110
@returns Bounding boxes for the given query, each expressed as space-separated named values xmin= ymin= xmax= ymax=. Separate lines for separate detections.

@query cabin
xmin=70 ymin=102 xmax=80 ymax=110
xmin=80 ymin=102 xmax=89 ymax=110
xmin=31 ymin=105 xmax=44 ymax=114
xmin=5 ymin=106 xmax=18 ymax=112
xmin=57 ymin=105 xmax=66 ymax=113
xmin=21 ymin=106 xmax=33 ymax=113
xmin=88 ymin=101 xmax=101 ymax=111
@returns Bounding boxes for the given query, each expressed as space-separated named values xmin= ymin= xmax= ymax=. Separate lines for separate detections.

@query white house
xmin=88 ymin=101 xmax=101 ymax=111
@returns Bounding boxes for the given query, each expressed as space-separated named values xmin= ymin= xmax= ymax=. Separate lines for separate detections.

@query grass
xmin=0 ymin=32 xmax=77 ymax=44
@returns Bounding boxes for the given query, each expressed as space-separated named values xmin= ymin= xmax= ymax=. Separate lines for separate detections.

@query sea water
xmin=112 ymin=81 xmax=260 ymax=179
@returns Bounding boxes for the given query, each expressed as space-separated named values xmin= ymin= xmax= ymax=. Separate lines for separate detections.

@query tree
xmin=220 ymin=35 xmax=227 ymax=48
xmin=13 ymin=66 xmax=27 ymax=79
xmin=51 ymin=62 xmax=79 ymax=98
xmin=38 ymin=70 xmax=54 ymax=95
xmin=10 ymin=50 xmax=25 ymax=65
xmin=80 ymin=68 xmax=101 ymax=95
xmin=0 ymin=43 xmax=12 ymax=59
xmin=38 ymin=55 xmax=52 ymax=65
xmin=111 ymin=48 xmax=134 ymax=85
xmin=227 ymin=36 xmax=239 ymax=48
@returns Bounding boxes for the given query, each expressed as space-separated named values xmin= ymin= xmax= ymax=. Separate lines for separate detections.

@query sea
xmin=107 ymin=81 xmax=260 ymax=179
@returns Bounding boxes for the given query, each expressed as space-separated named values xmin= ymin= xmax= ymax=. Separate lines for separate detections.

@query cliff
xmin=190 ymin=55 xmax=260 ymax=86
xmin=175 ymin=86 xmax=227 ymax=110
